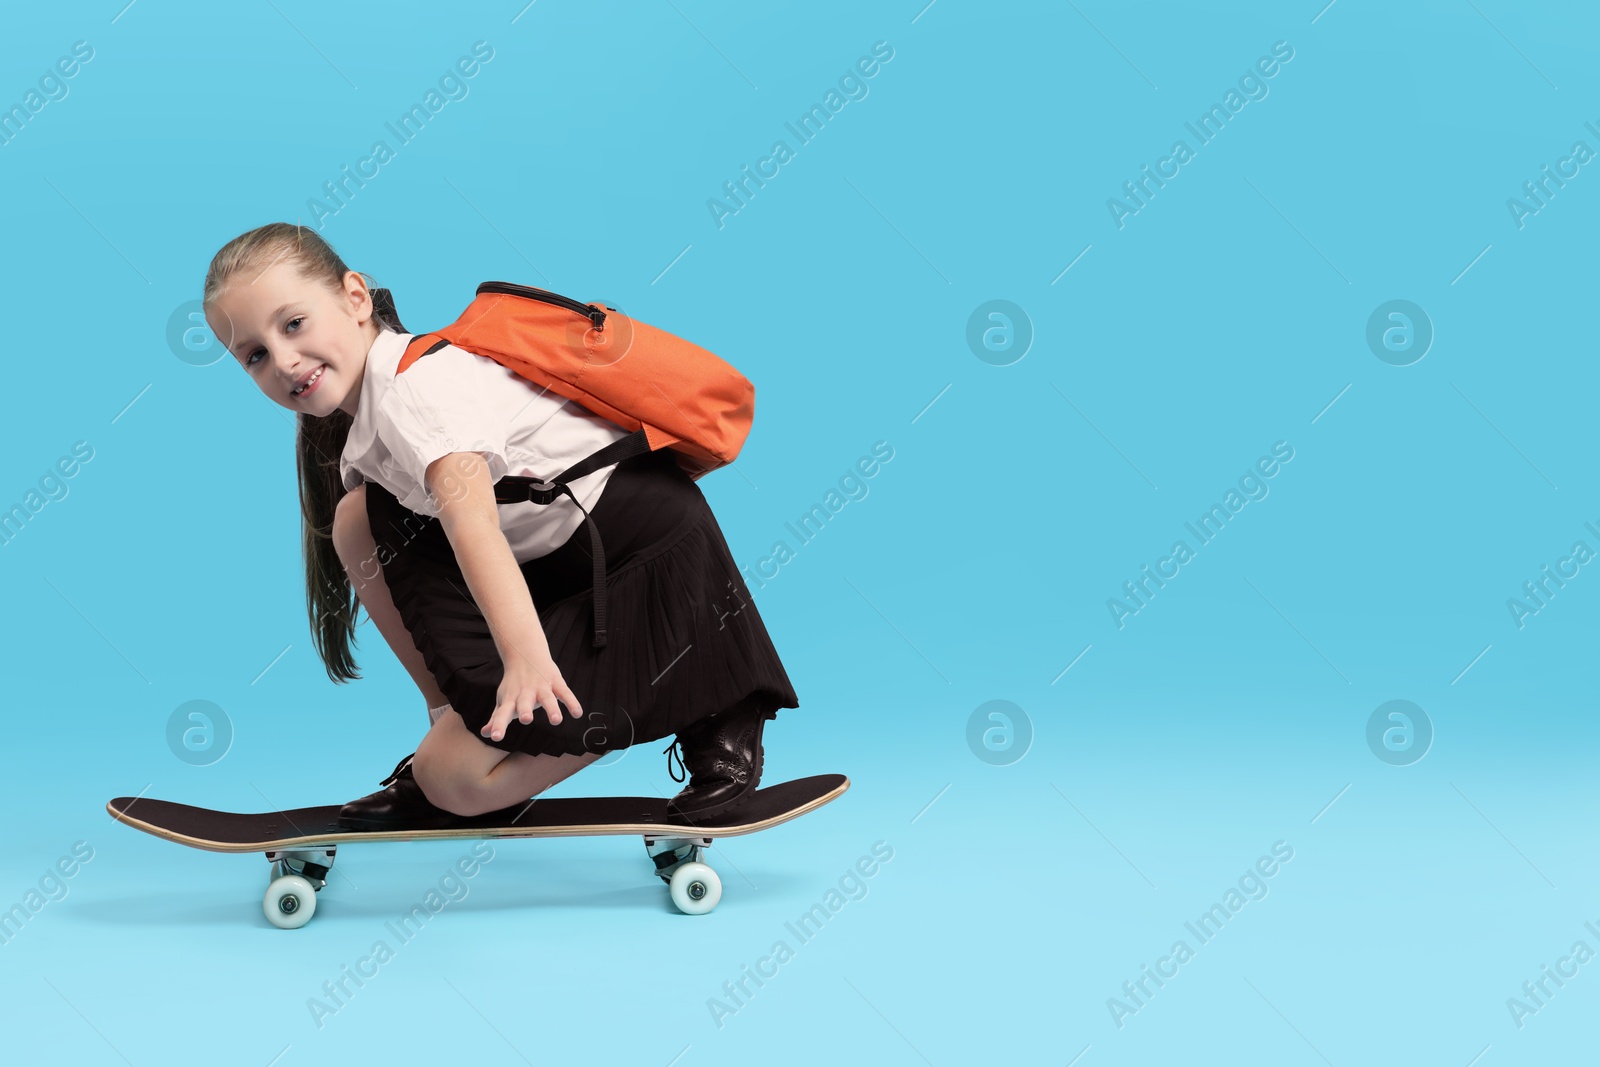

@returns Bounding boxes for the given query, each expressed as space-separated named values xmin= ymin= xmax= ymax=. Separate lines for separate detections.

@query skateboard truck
xmin=643 ymin=835 xmax=712 ymax=878
xmin=265 ymin=847 xmax=337 ymax=888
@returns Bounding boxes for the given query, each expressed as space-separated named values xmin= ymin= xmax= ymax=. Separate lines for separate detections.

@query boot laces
xmin=663 ymin=738 xmax=687 ymax=784
xmin=379 ymin=751 xmax=416 ymax=788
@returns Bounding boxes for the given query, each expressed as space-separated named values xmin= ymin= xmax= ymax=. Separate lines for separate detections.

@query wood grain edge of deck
xmin=105 ymin=777 xmax=850 ymax=854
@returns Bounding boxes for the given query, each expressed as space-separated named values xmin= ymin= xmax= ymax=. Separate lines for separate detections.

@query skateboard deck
xmin=107 ymin=773 xmax=848 ymax=927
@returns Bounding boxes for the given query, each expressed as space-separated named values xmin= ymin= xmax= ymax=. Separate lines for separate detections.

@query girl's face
xmin=205 ymin=262 xmax=377 ymax=418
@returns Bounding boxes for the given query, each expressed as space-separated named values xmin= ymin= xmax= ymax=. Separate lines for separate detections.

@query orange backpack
xmin=378 ymin=282 xmax=756 ymax=649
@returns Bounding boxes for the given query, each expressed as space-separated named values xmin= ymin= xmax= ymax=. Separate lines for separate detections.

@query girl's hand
xmin=483 ymin=651 xmax=584 ymax=741
xmin=422 ymin=453 xmax=584 ymax=742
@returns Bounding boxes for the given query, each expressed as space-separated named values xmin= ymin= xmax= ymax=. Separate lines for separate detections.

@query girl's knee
xmin=412 ymin=728 xmax=470 ymax=814
xmin=413 ymin=708 xmax=507 ymax=815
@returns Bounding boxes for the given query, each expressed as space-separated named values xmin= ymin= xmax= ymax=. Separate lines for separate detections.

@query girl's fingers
xmin=485 ymin=681 xmax=584 ymax=735
xmin=487 ymin=700 xmax=514 ymax=739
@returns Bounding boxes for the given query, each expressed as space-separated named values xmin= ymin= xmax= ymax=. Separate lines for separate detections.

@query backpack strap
xmin=400 ymin=334 xmax=660 ymax=649
xmin=492 ymin=428 xmax=654 ymax=649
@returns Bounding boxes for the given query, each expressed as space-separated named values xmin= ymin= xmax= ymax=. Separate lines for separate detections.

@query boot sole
xmin=666 ymin=774 xmax=758 ymax=822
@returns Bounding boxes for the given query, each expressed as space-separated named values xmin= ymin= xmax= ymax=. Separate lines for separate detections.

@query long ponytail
xmin=203 ymin=223 xmax=407 ymax=683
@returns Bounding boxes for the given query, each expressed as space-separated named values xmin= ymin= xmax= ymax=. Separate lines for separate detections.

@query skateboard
xmin=106 ymin=773 xmax=848 ymax=928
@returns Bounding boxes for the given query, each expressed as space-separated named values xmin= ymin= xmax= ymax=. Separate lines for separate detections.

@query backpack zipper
xmin=477 ymin=281 xmax=607 ymax=329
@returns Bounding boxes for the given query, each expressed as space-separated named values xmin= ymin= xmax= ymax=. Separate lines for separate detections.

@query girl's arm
xmin=423 ymin=451 xmax=584 ymax=740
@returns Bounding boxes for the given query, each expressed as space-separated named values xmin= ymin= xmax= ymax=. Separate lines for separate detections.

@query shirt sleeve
xmin=374 ymin=352 xmax=511 ymax=508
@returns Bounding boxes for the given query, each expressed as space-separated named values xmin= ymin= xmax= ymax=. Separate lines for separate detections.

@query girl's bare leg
xmin=333 ymin=485 xmax=603 ymax=817
xmin=414 ymin=709 xmax=604 ymax=816
xmin=333 ymin=485 xmax=451 ymax=715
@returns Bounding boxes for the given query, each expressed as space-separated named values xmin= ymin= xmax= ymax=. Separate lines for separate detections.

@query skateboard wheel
xmin=264 ymin=874 xmax=318 ymax=929
xmin=668 ymin=862 xmax=721 ymax=915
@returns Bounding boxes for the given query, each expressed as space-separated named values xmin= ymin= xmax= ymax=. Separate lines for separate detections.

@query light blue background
xmin=1 ymin=1 xmax=1595 ymax=1063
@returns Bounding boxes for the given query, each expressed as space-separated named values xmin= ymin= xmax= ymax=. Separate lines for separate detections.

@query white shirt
xmin=339 ymin=327 xmax=630 ymax=562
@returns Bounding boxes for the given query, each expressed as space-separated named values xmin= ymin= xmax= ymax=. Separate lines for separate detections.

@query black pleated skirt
xmin=362 ymin=447 xmax=800 ymax=758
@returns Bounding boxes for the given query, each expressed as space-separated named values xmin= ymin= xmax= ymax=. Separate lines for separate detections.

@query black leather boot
xmin=662 ymin=704 xmax=773 ymax=820
xmin=337 ymin=752 xmax=533 ymax=831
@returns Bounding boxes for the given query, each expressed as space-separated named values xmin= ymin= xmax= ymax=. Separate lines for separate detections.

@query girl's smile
xmin=293 ymin=363 xmax=328 ymax=400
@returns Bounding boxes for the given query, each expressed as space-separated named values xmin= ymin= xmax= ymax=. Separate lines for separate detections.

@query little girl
xmin=201 ymin=222 xmax=799 ymax=829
